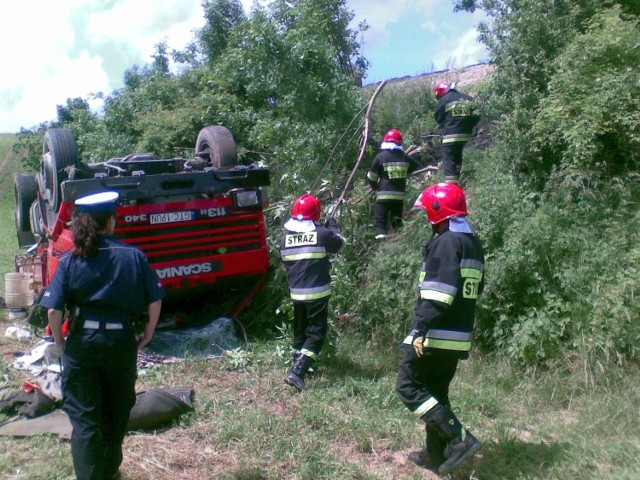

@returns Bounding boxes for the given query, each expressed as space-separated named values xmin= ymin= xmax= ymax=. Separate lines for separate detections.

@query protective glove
xmin=410 ymin=329 xmax=426 ymax=358
xmin=324 ymin=216 xmax=338 ymax=229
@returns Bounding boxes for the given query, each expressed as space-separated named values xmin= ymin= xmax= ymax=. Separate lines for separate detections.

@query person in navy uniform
xmin=396 ymin=183 xmax=485 ymax=476
xmin=279 ymin=193 xmax=345 ymax=391
xmin=41 ymin=191 xmax=166 ymax=480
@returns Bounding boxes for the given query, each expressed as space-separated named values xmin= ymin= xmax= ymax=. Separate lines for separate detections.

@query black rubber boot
xmin=440 ymin=429 xmax=481 ymax=476
xmin=284 ymin=352 xmax=314 ymax=391
xmin=424 ymin=404 xmax=481 ymax=476
xmin=408 ymin=424 xmax=446 ymax=472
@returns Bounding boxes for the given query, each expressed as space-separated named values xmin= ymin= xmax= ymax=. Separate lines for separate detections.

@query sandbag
xmin=126 ymin=387 xmax=195 ymax=430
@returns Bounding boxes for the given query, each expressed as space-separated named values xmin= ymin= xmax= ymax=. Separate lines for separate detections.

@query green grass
xmin=1 ymin=133 xmax=639 ymax=479
xmin=2 ymin=339 xmax=639 ymax=479
xmin=0 ymin=134 xmax=24 ymax=293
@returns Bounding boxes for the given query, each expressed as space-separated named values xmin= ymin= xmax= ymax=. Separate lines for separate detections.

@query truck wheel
xmin=29 ymin=201 xmax=45 ymax=240
xmin=14 ymin=173 xmax=37 ymax=232
xmin=195 ymin=126 xmax=238 ymax=168
xmin=41 ymin=128 xmax=79 ymax=212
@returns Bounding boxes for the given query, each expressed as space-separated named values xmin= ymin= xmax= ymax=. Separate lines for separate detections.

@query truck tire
xmin=195 ymin=126 xmax=238 ymax=168
xmin=29 ymin=201 xmax=45 ymax=240
xmin=14 ymin=173 xmax=37 ymax=232
xmin=41 ymin=128 xmax=79 ymax=212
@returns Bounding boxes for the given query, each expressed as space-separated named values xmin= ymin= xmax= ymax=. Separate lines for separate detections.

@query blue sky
xmin=0 ymin=0 xmax=487 ymax=133
xmin=349 ymin=0 xmax=488 ymax=84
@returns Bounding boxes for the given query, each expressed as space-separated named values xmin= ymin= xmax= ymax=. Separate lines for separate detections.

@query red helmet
xmin=383 ymin=129 xmax=403 ymax=145
xmin=413 ymin=182 xmax=468 ymax=225
xmin=292 ymin=193 xmax=321 ymax=222
xmin=434 ymin=81 xmax=451 ymax=99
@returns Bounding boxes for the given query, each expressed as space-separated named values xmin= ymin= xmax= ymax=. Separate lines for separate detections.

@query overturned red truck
xmin=14 ymin=126 xmax=270 ymax=327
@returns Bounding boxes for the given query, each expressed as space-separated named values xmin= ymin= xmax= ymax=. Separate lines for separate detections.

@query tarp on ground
xmin=144 ymin=316 xmax=240 ymax=357
xmin=0 ymin=387 xmax=194 ymax=439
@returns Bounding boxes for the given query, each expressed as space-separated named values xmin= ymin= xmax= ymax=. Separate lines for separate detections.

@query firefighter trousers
xmin=374 ymin=200 xmax=404 ymax=235
xmin=396 ymin=347 xmax=459 ymax=414
xmin=62 ymin=325 xmax=137 ymax=480
xmin=442 ymin=142 xmax=467 ymax=182
xmin=292 ymin=298 xmax=329 ymax=356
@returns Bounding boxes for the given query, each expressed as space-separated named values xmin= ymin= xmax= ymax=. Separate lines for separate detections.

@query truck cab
xmin=14 ymin=126 xmax=270 ymax=322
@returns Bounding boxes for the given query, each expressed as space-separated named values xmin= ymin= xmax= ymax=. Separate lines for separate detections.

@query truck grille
xmin=114 ymin=213 xmax=265 ymax=265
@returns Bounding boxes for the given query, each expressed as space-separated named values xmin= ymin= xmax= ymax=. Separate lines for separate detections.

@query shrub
xmin=470 ymin=146 xmax=640 ymax=367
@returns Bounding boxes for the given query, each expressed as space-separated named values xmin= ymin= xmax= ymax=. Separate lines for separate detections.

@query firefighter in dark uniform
xmin=279 ymin=193 xmax=345 ymax=391
xmin=366 ymin=128 xmax=418 ymax=241
xmin=41 ymin=191 xmax=166 ymax=480
xmin=396 ymin=183 xmax=485 ymax=476
xmin=434 ymin=82 xmax=480 ymax=184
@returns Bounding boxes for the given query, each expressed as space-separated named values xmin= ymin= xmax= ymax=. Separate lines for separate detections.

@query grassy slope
xmin=1 ymin=135 xmax=639 ymax=480
xmin=0 ymin=135 xmax=23 ymax=290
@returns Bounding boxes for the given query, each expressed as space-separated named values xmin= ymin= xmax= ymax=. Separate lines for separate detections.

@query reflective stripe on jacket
xmin=403 ymin=328 xmax=474 ymax=352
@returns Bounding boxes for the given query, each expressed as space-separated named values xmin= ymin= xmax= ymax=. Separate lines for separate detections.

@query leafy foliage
xmin=198 ymin=0 xmax=246 ymax=64
xmin=531 ymin=7 xmax=640 ymax=176
xmin=452 ymin=0 xmax=640 ymax=367
xmin=367 ymin=81 xmax=438 ymax=150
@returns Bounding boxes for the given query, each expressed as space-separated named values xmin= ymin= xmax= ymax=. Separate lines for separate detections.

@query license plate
xmin=149 ymin=211 xmax=195 ymax=225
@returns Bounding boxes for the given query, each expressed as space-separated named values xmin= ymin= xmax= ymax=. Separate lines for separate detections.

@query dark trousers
xmin=373 ymin=200 xmax=404 ymax=235
xmin=396 ymin=347 xmax=459 ymax=414
xmin=292 ymin=298 xmax=329 ymax=356
xmin=442 ymin=142 xmax=467 ymax=181
xmin=63 ymin=326 xmax=137 ymax=480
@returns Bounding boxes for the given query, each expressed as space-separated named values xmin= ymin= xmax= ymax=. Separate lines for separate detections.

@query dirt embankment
xmin=367 ymin=63 xmax=496 ymax=94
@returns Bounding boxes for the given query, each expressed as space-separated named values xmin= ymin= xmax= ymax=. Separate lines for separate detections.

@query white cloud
xmin=86 ymin=0 xmax=203 ymax=56
xmin=0 ymin=0 xmax=205 ymax=132
xmin=3 ymin=52 xmax=110 ymax=131
xmin=348 ymin=0 xmax=487 ymax=81
xmin=448 ymin=28 xmax=488 ymax=67
xmin=430 ymin=8 xmax=489 ymax=70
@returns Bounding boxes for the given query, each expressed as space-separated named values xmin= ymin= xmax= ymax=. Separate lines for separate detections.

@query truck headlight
xmin=232 ymin=189 xmax=260 ymax=209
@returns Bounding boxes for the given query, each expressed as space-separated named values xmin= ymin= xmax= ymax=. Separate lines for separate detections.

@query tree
xmin=188 ymin=0 xmax=368 ymax=195
xmin=453 ymin=0 xmax=639 ymax=180
xmin=270 ymin=0 xmax=368 ymax=83
xmin=197 ymin=0 xmax=246 ymax=64
xmin=56 ymin=98 xmax=91 ymax=126
xmin=531 ymin=7 xmax=640 ymax=176
xmin=151 ymin=40 xmax=171 ymax=76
